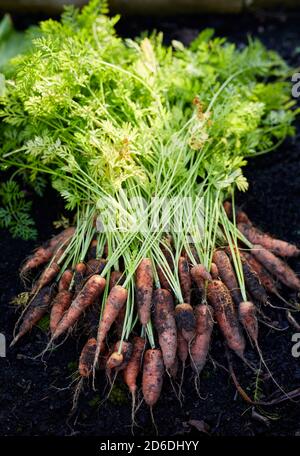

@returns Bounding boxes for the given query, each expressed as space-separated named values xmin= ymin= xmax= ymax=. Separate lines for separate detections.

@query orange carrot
xmin=175 ymin=303 xmax=196 ymax=343
xmin=207 ymin=280 xmax=245 ymax=359
xmin=10 ymin=286 xmax=55 ymax=346
xmin=107 ymin=340 xmax=133 ymax=371
xmin=178 ymin=257 xmax=192 ymax=304
xmin=177 ymin=329 xmax=188 ymax=365
xmin=191 ymin=264 xmax=212 ymax=294
xmin=210 ymin=262 xmax=219 ymax=280
xmin=94 ymin=285 xmax=128 ymax=365
xmin=124 ymin=336 xmax=145 ymax=395
xmin=251 ymin=244 xmax=300 ymax=290
xmin=49 ymin=290 xmax=73 ymax=335
xmin=52 ymin=275 xmax=106 ymax=339
xmin=240 ymin=255 xmax=269 ymax=304
xmin=136 ymin=258 xmax=153 ymax=326
xmin=239 ymin=301 xmax=258 ymax=344
xmin=142 ymin=348 xmax=164 ymax=407
xmin=153 ymin=289 xmax=177 ymax=370
xmin=58 ymin=269 xmax=73 ymax=292
xmin=32 ymin=262 xmax=60 ymax=294
xmin=20 ymin=227 xmax=75 ymax=276
xmin=79 ymin=337 xmax=97 ymax=377
xmin=240 ymin=251 xmax=279 ymax=295
xmin=238 ymin=223 xmax=300 ymax=257
xmin=212 ymin=250 xmax=243 ymax=306
xmin=110 ymin=271 xmax=124 ymax=289
xmin=190 ymin=304 xmax=214 ymax=376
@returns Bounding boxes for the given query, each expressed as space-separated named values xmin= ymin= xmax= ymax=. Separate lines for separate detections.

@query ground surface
xmin=1 ymin=10 xmax=300 ymax=437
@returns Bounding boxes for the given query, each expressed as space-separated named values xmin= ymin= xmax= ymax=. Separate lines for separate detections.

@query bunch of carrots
xmin=0 ymin=0 xmax=300 ymax=430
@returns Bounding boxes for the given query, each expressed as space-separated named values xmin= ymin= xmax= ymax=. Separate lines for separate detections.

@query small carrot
xmin=32 ymin=262 xmax=60 ymax=294
xmin=239 ymin=301 xmax=258 ymax=344
xmin=190 ymin=305 xmax=214 ymax=376
xmin=240 ymin=251 xmax=279 ymax=295
xmin=73 ymin=262 xmax=87 ymax=294
xmin=124 ymin=336 xmax=145 ymax=396
xmin=240 ymin=256 xmax=269 ymax=305
xmin=107 ymin=340 xmax=133 ymax=371
xmin=85 ymin=258 xmax=107 ymax=277
xmin=110 ymin=271 xmax=124 ymax=289
xmin=20 ymin=227 xmax=75 ymax=276
xmin=49 ymin=290 xmax=73 ymax=335
xmin=238 ymin=223 xmax=300 ymax=258
xmin=191 ymin=264 xmax=212 ymax=295
xmin=52 ymin=275 xmax=106 ymax=339
xmin=178 ymin=257 xmax=192 ymax=304
xmin=58 ymin=269 xmax=73 ymax=292
xmin=212 ymin=250 xmax=243 ymax=306
xmin=142 ymin=348 xmax=164 ymax=407
xmin=175 ymin=303 xmax=196 ymax=343
xmin=94 ymin=285 xmax=128 ymax=366
xmin=123 ymin=336 xmax=145 ymax=425
xmin=11 ymin=286 xmax=55 ymax=346
xmin=210 ymin=262 xmax=219 ymax=280
xmin=136 ymin=258 xmax=153 ymax=326
xmin=79 ymin=337 xmax=97 ymax=378
xmin=251 ymin=244 xmax=300 ymax=290
xmin=153 ymin=288 xmax=177 ymax=370
xmin=207 ymin=280 xmax=246 ymax=359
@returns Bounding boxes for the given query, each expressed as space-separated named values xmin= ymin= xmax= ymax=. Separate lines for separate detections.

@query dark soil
xmin=1 ymin=10 xmax=300 ymax=437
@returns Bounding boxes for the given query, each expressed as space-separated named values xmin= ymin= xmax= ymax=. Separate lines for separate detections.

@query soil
xmin=1 ymin=9 xmax=300 ymax=437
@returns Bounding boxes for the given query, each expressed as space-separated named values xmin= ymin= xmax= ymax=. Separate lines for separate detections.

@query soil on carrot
xmin=1 ymin=10 xmax=300 ymax=437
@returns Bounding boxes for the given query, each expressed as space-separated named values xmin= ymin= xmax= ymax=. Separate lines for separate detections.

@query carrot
xmin=32 ymin=262 xmax=60 ymax=294
xmin=207 ymin=280 xmax=246 ymax=359
xmin=110 ymin=271 xmax=124 ymax=289
xmin=52 ymin=275 xmax=106 ymax=339
xmin=240 ymin=255 xmax=269 ymax=305
xmin=177 ymin=329 xmax=188 ymax=365
xmin=20 ymin=248 xmax=53 ymax=276
xmin=136 ymin=258 xmax=153 ymax=326
xmin=20 ymin=227 xmax=75 ymax=276
xmin=251 ymin=244 xmax=300 ymax=290
xmin=210 ymin=262 xmax=219 ymax=280
xmin=238 ymin=223 xmax=300 ymax=258
xmin=73 ymin=262 xmax=87 ymax=294
xmin=10 ymin=286 xmax=55 ymax=346
xmin=58 ymin=269 xmax=73 ymax=292
xmin=169 ymin=356 xmax=179 ymax=379
xmin=94 ymin=285 xmax=128 ymax=366
xmin=87 ymin=239 xmax=98 ymax=261
xmin=175 ymin=303 xmax=196 ymax=343
xmin=107 ymin=340 xmax=133 ymax=371
xmin=112 ymin=272 xmax=126 ymax=337
xmin=191 ymin=264 xmax=212 ymax=295
xmin=178 ymin=257 xmax=192 ymax=304
xmin=212 ymin=250 xmax=243 ymax=306
xmin=239 ymin=301 xmax=258 ymax=344
xmin=240 ymin=251 xmax=279 ymax=295
xmin=153 ymin=288 xmax=177 ymax=370
xmin=190 ymin=304 xmax=214 ymax=376
xmin=124 ymin=336 xmax=145 ymax=395
xmin=49 ymin=290 xmax=73 ymax=335
xmin=79 ymin=337 xmax=97 ymax=377
xmin=156 ymin=239 xmax=174 ymax=294
xmin=85 ymin=258 xmax=107 ymax=277
xmin=223 ymin=201 xmax=233 ymax=219
xmin=142 ymin=348 xmax=164 ymax=407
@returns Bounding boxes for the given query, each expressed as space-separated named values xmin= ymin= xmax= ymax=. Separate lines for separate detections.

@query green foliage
xmin=0 ymin=0 xmax=297 ymax=240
